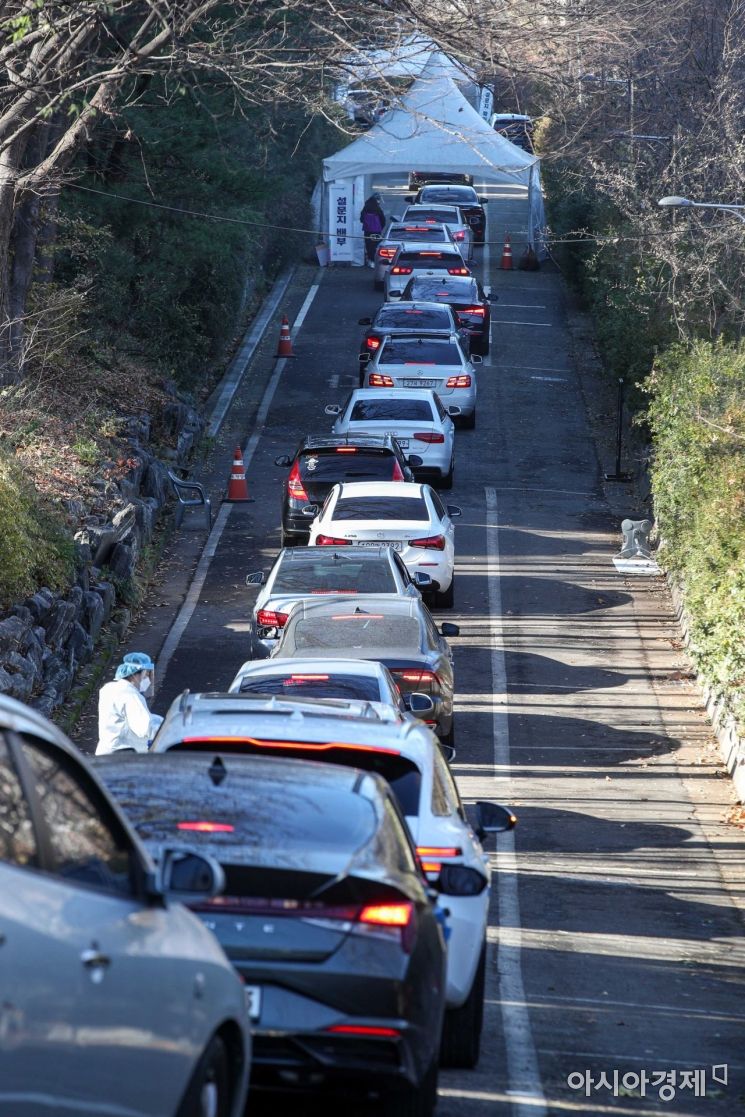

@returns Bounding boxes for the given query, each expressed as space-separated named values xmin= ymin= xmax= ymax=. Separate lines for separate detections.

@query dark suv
xmin=275 ymin=436 xmax=419 ymax=547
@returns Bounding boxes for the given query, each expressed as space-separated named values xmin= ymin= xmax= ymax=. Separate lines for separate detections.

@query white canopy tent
xmin=322 ymin=60 xmax=546 ymax=265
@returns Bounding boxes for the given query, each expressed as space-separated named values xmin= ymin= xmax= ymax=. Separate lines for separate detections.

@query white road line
xmin=485 ymin=485 xmax=547 ymax=1117
xmin=530 ymin=376 xmax=566 ymax=383
xmin=500 ymin=365 xmax=572 ymax=373
xmin=497 ymin=321 xmax=554 ymax=327
xmin=328 ymin=374 xmax=340 ymax=389
xmin=499 ymin=303 xmax=547 ymax=309
xmin=157 ymin=283 xmax=322 ymax=681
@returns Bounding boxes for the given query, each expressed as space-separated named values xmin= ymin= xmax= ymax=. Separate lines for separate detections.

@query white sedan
xmin=400 ymin=203 xmax=474 ymax=260
xmin=307 ymin=481 xmax=460 ymax=607
xmin=326 ymin=388 xmax=458 ymax=488
xmin=363 ymin=334 xmax=479 ymax=428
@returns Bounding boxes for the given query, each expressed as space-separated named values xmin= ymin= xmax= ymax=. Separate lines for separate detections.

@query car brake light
xmin=390 ymin=266 xmax=413 ymax=275
xmin=419 ymin=251 xmax=442 ymax=257
xmin=336 ymin=446 xmax=357 ymax=452
xmin=390 ymin=669 xmax=440 ymax=696
xmin=453 ymin=231 xmax=466 ymax=240
xmin=286 ymin=674 xmax=330 ymax=682
xmin=365 ymin=336 xmax=381 ymax=350
xmin=459 ymin=306 xmax=485 ymax=317
xmin=178 ymin=821 xmax=235 ymax=833
xmin=256 ymin=609 xmax=289 ymax=628
xmin=446 ymin=374 xmax=471 ymax=387
xmin=448 ymin=267 xmax=470 ymax=276
xmin=409 ymin=534 xmax=446 ymax=549
xmin=359 ymin=902 xmax=413 ymax=927
xmin=391 ymin=460 xmax=405 ymax=481
xmin=378 ymin=247 xmax=396 ymax=259
xmin=369 ymin=373 xmax=394 ymax=387
xmin=413 ymin=432 xmax=445 ymax=443
xmin=416 ymin=845 xmax=463 ymax=873
xmin=287 ymin=461 xmax=308 ymax=501
xmin=326 ymin=1024 xmax=401 ymax=1038
xmin=316 ymin=534 xmax=349 ymax=546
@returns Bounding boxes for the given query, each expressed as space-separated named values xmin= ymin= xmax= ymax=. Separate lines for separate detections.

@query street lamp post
xmin=658 ymin=195 xmax=745 ymax=223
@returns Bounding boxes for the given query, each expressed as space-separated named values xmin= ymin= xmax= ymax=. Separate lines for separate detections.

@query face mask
xmin=139 ymin=677 xmax=151 ymax=695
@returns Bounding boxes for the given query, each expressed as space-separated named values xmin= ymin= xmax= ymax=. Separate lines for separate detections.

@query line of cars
xmin=0 ymin=171 xmax=515 ymax=1117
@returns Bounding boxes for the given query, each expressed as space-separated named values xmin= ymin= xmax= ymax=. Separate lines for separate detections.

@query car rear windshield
xmin=373 ymin=305 xmax=452 ymax=331
xmin=379 ymin=339 xmax=461 ymax=366
xmin=350 ymin=399 xmax=434 ymax=422
xmin=299 ymin=449 xmax=396 ymax=482
xmin=273 ymin=555 xmax=396 ymax=593
xmin=389 ymin=225 xmax=448 ymax=243
xmin=238 ymin=673 xmax=382 ymax=702
xmin=408 ymin=278 xmax=477 ymax=304
xmin=292 ymin=613 xmax=420 ymax=651
xmin=398 ymin=251 xmax=463 ymax=269
xmin=421 ymin=187 xmax=478 ymax=204
xmin=333 ymin=496 xmax=429 ymax=521
xmin=404 ymin=208 xmax=459 ymax=224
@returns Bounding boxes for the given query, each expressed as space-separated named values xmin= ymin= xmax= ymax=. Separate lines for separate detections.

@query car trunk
xmin=347 ymin=422 xmax=443 ymax=464
xmin=328 ymin=519 xmax=429 ymax=551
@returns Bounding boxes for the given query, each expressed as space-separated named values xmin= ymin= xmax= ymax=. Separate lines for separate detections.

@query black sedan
xmin=408 ymin=184 xmax=488 ymax=244
xmin=401 ymin=275 xmax=494 ymax=356
xmin=272 ymin=595 xmax=459 ymax=745
xmin=95 ymin=752 xmax=446 ymax=1114
xmin=358 ymin=301 xmax=466 ymax=380
xmin=274 ymin=436 xmax=418 ymax=547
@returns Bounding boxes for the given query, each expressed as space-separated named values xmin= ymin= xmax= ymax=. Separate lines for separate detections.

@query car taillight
xmin=378 ymin=247 xmax=396 ymax=260
xmin=391 ymin=266 xmax=413 ymax=275
xmin=453 ymin=230 xmax=466 ymax=240
xmin=416 ymin=845 xmax=462 ymax=873
xmin=448 ymin=266 xmax=470 ymax=276
xmin=391 ymin=668 xmax=440 ymax=696
xmin=409 ymin=534 xmax=446 ymax=550
xmin=326 ymin=1024 xmax=401 ymax=1038
xmin=287 ymin=461 xmax=308 ymax=501
xmin=446 ymin=374 xmax=471 ymax=387
xmin=369 ymin=373 xmax=394 ymax=387
xmin=256 ymin=609 xmax=289 ymax=628
xmin=178 ymin=821 xmax=235 ymax=833
xmin=414 ymin=432 xmax=445 ymax=443
xmin=360 ymin=902 xmax=413 ymax=927
xmin=335 ymin=446 xmax=357 ymax=453
xmin=316 ymin=534 xmax=350 ymax=546
xmin=365 ymin=336 xmax=381 ymax=350
xmin=392 ymin=460 xmax=405 ymax=481
xmin=459 ymin=306 xmax=485 ymax=317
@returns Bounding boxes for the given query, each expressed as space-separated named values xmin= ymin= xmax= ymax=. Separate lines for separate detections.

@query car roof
xmin=409 ymin=276 xmax=477 ymax=292
xmin=349 ymin=387 xmax=439 ymax=402
xmin=298 ymin=434 xmax=397 ymax=451
xmin=374 ymin=301 xmax=453 ymax=314
xmin=332 ymin=481 xmax=426 ymax=500
xmin=290 ymin=594 xmax=422 ymax=619
xmin=233 ymin=657 xmax=389 ymax=680
xmin=404 ymin=203 xmax=462 ymax=214
xmin=397 ymin=241 xmax=461 ymax=253
xmin=275 ymin=545 xmax=395 ymax=562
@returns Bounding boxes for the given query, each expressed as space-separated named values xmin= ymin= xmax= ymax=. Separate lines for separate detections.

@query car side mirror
xmin=446 ymin=505 xmax=462 ymax=518
xmin=440 ymin=621 xmax=460 ymax=637
xmin=471 ymin=354 xmax=483 ymax=364
xmin=439 ymin=741 xmax=456 ymax=762
xmin=436 ymin=864 xmax=487 ymax=896
xmin=407 ymin=454 xmax=423 ymax=467
xmin=359 ymin=352 xmax=371 ymax=363
xmin=153 ymin=848 xmax=225 ymax=904
xmin=478 ymin=197 xmax=489 ymax=205
xmin=245 ymin=571 xmax=265 ymax=586
xmin=325 ymin=404 xmax=341 ymax=416
xmin=413 ymin=570 xmax=433 ymax=588
xmin=447 ymin=405 xmax=461 ymax=417
xmin=274 ymin=454 xmax=292 ymax=467
xmin=404 ymin=692 xmax=435 ymax=717
xmin=358 ymin=317 xmax=372 ymax=325
xmin=392 ymin=214 xmax=402 ymax=222
xmin=468 ymin=801 xmax=517 ymax=841
xmin=302 ymin=504 xmax=319 ymax=518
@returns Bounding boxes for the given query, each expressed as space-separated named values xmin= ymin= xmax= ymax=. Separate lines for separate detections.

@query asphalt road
xmin=78 ymin=176 xmax=745 ymax=1115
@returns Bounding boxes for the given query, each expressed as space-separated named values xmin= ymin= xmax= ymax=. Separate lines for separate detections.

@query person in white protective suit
xmin=96 ymin=653 xmax=164 ymax=755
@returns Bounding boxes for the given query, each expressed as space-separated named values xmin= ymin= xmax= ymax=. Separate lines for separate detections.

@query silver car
xmin=0 ymin=694 xmax=251 ymax=1117
xmin=373 ymin=221 xmax=456 ymax=290
xmin=399 ymin=204 xmax=474 ymax=261
xmin=363 ymin=334 xmax=480 ymax=428
xmin=384 ymin=242 xmax=471 ymax=300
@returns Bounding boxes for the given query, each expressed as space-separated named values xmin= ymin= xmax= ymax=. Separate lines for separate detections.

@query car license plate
xmin=397 ymin=438 xmax=409 ymax=448
xmin=244 ymin=985 xmax=262 ymax=1021
xmin=403 ymin=378 xmax=437 ymax=387
xmin=357 ymin=540 xmax=403 ymax=551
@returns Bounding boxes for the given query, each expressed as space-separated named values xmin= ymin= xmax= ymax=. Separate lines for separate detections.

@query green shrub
xmin=0 ymin=455 xmax=75 ymax=607
xmin=645 ymin=340 xmax=745 ymax=723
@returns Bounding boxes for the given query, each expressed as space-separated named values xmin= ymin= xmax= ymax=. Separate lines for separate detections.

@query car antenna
xmin=209 ymin=757 xmax=227 ymax=786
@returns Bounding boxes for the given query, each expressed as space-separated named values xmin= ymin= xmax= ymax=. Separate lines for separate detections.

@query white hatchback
xmin=384 ymin=242 xmax=471 ymax=301
xmin=307 ymin=481 xmax=460 ymax=606
xmin=326 ymin=388 xmax=458 ymax=488
xmin=400 ymin=203 xmax=474 ymax=260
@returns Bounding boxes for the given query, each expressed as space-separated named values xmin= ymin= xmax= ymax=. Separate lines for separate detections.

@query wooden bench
xmin=167 ymin=470 xmax=212 ymax=531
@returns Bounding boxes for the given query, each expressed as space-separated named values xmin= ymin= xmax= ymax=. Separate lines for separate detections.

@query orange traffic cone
xmin=276 ymin=315 xmax=295 ymax=358
xmin=500 ymin=234 xmax=513 ymax=270
xmin=225 ymin=446 xmax=251 ymax=502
